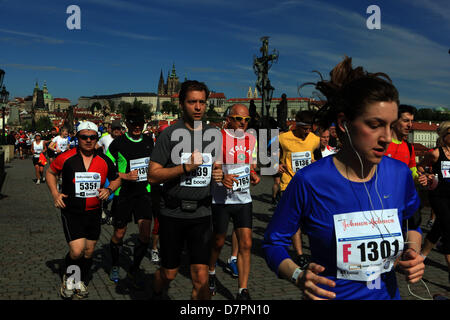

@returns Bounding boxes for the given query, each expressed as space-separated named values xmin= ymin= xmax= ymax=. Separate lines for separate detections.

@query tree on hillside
xmin=90 ymin=102 xmax=102 ymax=115
xmin=36 ymin=116 xmax=53 ymax=132
xmin=162 ymin=101 xmax=179 ymax=116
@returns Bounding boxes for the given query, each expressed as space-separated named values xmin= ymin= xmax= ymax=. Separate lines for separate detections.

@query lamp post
xmin=0 ymin=69 xmax=5 ymax=87
xmin=1 ymin=85 xmax=9 ymax=145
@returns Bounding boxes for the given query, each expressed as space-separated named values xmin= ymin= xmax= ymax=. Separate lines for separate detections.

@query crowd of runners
xmin=8 ymin=56 xmax=450 ymax=300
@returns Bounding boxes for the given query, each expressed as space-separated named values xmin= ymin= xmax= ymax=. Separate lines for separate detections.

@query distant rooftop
xmin=80 ymin=92 xmax=158 ymax=99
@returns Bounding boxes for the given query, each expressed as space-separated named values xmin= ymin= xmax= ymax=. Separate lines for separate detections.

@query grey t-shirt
xmin=150 ymin=120 xmax=220 ymax=219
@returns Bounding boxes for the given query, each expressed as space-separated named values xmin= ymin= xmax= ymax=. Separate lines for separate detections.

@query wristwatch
xmin=291 ymin=267 xmax=303 ymax=285
xmin=106 ymin=187 xmax=113 ymax=195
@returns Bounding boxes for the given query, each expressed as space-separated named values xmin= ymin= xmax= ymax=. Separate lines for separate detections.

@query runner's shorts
xmin=32 ymin=157 xmax=44 ymax=166
xmin=61 ymin=208 xmax=102 ymax=243
xmin=212 ymin=202 xmax=253 ymax=234
xmin=159 ymin=215 xmax=212 ymax=269
xmin=111 ymin=193 xmax=152 ymax=228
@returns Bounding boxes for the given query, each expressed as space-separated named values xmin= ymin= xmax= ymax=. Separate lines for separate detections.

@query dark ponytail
xmin=300 ymin=56 xmax=399 ymax=131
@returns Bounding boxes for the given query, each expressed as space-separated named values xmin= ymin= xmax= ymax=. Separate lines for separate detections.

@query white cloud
xmin=0 ymin=28 xmax=64 ymax=44
xmin=2 ymin=63 xmax=84 ymax=73
xmin=98 ymin=29 xmax=163 ymax=41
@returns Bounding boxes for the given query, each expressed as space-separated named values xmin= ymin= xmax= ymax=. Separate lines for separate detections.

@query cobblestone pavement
xmin=0 ymin=157 xmax=448 ymax=300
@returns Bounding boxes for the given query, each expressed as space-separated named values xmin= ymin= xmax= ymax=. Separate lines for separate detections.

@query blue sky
xmin=1 ymin=0 xmax=449 ymax=109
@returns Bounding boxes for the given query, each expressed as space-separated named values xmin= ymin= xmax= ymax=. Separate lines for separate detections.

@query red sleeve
xmin=408 ymin=144 xmax=417 ymax=168
xmin=50 ymin=153 xmax=65 ymax=173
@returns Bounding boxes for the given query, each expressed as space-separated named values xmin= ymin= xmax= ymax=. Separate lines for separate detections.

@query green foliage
xmin=205 ymin=104 xmax=223 ymax=122
xmin=161 ymin=101 xmax=179 ymax=116
xmin=118 ymin=98 xmax=153 ymax=120
xmin=36 ymin=116 xmax=53 ymax=132
xmin=415 ymin=108 xmax=450 ymax=122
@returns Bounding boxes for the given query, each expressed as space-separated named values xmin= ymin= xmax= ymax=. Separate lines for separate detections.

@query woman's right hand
xmin=296 ymin=263 xmax=337 ymax=300
xmin=52 ymin=192 xmax=68 ymax=209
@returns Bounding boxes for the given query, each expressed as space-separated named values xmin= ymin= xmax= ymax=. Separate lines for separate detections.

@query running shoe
xmin=109 ymin=266 xmax=120 ymax=283
xmin=225 ymin=258 xmax=239 ymax=278
xmin=60 ymin=274 xmax=74 ymax=299
xmin=127 ymin=268 xmax=145 ymax=290
xmin=236 ymin=289 xmax=251 ymax=300
xmin=74 ymin=281 xmax=89 ymax=299
xmin=35 ymin=179 xmax=40 ymax=185
xmin=209 ymin=274 xmax=217 ymax=296
xmin=151 ymin=249 xmax=160 ymax=264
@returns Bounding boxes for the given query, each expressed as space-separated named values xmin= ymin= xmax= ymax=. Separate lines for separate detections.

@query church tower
xmin=158 ymin=69 xmax=165 ymax=95
xmin=247 ymin=86 xmax=253 ymax=98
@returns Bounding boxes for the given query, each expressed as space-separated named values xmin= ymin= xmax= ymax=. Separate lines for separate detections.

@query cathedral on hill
xmin=158 ymin=64 xmax=182 ymax=96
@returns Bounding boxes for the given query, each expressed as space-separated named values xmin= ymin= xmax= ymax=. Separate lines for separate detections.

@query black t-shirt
xmin=151 ymin=120 xmax=220 ymax=219
xmin=106 ymin=133 xmax=154 ymax=197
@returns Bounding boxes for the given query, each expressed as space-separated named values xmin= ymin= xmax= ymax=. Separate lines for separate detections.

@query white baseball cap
xmin=77 ymin=121 xmax=98 ymax=133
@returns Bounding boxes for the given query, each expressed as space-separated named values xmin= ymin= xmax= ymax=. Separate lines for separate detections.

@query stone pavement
xmin=0 ymin=157 xmax=448 ymax=300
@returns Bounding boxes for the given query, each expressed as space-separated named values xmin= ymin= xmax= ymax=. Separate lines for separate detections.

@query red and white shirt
xmin=212 ymin=129 xmax=257 ymax=204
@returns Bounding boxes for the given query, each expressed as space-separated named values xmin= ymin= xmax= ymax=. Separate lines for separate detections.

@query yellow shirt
xmin=279 ymin=131 xmax=320 ymax=191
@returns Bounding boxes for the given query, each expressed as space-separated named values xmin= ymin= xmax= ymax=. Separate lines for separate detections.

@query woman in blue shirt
xmin=263 ymin=57 xmax=425 ymax=300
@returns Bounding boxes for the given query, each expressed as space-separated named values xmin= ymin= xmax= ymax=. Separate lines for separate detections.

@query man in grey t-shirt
xmin=148 ymin=80 xmax=223 ymax=300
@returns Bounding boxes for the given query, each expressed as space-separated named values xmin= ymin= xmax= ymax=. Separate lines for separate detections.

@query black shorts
xmin=159 ymin=215 xmax=212 ymax=269
xmin=212 ymin=203 xmax=253 ymax=234
xmin=32 ymin=157 xmax=44 ymax=166
xmin=61 ymin=208 xmax=102 ymax=243
xmin=111 ymin=193 xmax=152 ymax=228
xmin=47 ymin=150 xmax=57 ymax=158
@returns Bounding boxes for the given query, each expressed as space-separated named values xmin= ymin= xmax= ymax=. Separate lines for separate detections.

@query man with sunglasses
xmin=148 ymin=80 xmax=223 ymax=300
xmin=209 ymin=104 xmax=260 ymax=300
xmin=46 ymin=121 xmax=120 ymax=299
xmin=278 ymin=110 xmax=321 ymax=269
xmin=106 ymin=107 xmax=154 ymax=288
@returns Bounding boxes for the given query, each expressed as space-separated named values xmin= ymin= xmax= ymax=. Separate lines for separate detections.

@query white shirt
xmin=52 ymin=135 xmax=69 ymax=153
xmin=97 ymin=134 xmax=114 ymax=153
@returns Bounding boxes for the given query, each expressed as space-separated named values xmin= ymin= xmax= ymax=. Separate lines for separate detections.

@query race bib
xmin=441 ymin=161 xmax=450 ymax=179
xmin=291 ymin=151 xmax=311 ymax=173
xmin=229 ymin=165 xmax=251 ymax=192
xmin=180 ymin=153 xmax=212 ymax=187
xmin=75 ymin=172 xmax=101 ymax=198
xmin=334 ymin=209 xmax=403 ymax=281
xmin=130 ymin=157 xmax=150 ymax=182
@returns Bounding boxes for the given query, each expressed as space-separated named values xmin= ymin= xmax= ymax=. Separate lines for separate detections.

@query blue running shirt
xmin=263 ymin=155 xmax=421 ymax=300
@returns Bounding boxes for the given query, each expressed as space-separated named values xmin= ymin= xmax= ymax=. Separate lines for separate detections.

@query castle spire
xmin=158 ymin=69 xmax=165 ymax=95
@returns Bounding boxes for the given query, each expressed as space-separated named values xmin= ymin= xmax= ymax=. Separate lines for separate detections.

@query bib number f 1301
xmin=334 ymin=209 xmax=403 ymax=281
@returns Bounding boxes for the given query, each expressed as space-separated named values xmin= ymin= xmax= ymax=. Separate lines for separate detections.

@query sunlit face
xmin=77 ymin=129 xmax=98 ymax=152
xmin=320 ymin=129 xmax=330 ymax=147
xmin=227 ymin=105 xmax=250 ymax=132
xmin=182 ymin=90 xmax=207 ymax=123
xmin=394 ymin=112 xmax=413 ymax=139
xmin=345 ymin=101 xmax=398 ymax=165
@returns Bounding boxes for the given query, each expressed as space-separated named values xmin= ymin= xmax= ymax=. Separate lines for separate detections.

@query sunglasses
xmin=127 ymin=119 xmax=144 ymax=126
xmin=78 ymin=134 xmax=98 ymax=141
xmin=229 ymin=115 xmax=251 ymax=122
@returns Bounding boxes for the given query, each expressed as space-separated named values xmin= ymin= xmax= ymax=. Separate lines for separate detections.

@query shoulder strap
xmin=406 ymin=141 xmax=412 ymax=156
